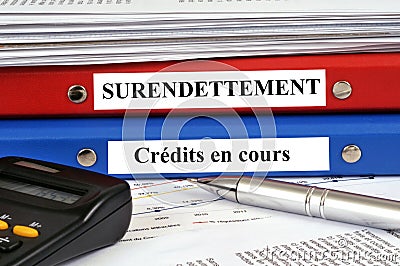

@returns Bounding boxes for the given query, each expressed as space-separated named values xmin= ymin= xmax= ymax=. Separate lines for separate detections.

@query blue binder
xmin=0 ymin=114 xmax=398 ymax=178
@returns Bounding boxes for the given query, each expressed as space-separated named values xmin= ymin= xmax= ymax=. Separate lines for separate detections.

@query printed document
xmin=62 ymin=176 xmax=400 ymax=265
xmin=2 ymin=0 xmax=400 ymax=13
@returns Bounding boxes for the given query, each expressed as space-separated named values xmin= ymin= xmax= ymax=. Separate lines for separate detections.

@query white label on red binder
xmin=94 ymin=70 xmax=326 ymax=110
xmin=108 ymin=137 xmax=330 ymax=175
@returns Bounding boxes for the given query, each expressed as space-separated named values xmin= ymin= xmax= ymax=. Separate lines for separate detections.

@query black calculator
xmin=0 ymin=157 xmax=132 ymax=266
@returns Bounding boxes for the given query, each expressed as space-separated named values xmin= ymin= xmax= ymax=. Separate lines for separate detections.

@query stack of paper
xmin=1 ymin=0 xmax=400 ymax=66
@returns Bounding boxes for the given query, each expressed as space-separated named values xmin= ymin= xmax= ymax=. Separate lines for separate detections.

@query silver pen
xmin=190 ymin=176 xmax=400 ymax=230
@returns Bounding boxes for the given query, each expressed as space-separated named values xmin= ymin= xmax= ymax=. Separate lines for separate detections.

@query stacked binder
xmin=1 ymin=2 xmax=400 ymax=179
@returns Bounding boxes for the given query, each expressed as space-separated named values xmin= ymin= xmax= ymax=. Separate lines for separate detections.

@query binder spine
xmin=1 ymin=53 xmax=400 ymax=117
xmin=0 ymin=114 xmax=399 ymax=178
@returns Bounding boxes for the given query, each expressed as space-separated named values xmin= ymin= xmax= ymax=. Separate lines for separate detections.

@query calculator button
xmin=0 ymin=236 xmax=22 ymax=252
xmin=13 ymin=226 xmax=39 ymax=238
xmin=0 ymin=221 xmax=8 ymax=230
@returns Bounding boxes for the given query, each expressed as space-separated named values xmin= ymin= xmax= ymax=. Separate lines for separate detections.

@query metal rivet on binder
xmin=77 ymin=148 xmax=97 ymax=167
xmin=332 ymin=81 xmax=352 ymax=100
xmin=68 ymin=85 xmax=87 ymax=104
xmin=342 ymin=145 xmax=362 ymax=163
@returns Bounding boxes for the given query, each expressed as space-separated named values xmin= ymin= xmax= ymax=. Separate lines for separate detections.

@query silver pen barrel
xmin=236 ymin=177 xmax=400 ymax=230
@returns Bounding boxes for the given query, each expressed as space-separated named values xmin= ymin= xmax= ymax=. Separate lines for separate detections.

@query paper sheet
xmin=2 ymin=0 xmax=400 ymax=14
xmin=62 ymin=176 xmax=400 ymax=266
xmin=1 ymin=0 xmax=400 ymax=66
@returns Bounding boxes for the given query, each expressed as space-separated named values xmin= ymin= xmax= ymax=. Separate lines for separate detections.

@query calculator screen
xmin=0 ymin=176 xmax=81 ymax=204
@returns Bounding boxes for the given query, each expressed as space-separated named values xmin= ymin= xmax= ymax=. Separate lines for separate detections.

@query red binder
xmin=1 ymin=53 xmax=399 ymax=117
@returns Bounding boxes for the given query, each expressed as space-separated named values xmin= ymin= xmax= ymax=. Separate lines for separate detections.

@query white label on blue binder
xmin=94 ymin=70 xmax=326 ymax=110
xmin=108 ymin=137 xmax=330 ymax=175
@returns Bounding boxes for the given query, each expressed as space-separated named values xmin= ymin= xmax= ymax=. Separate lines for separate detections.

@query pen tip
xmin=187 ymin=177 xmax=219 ymax=185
